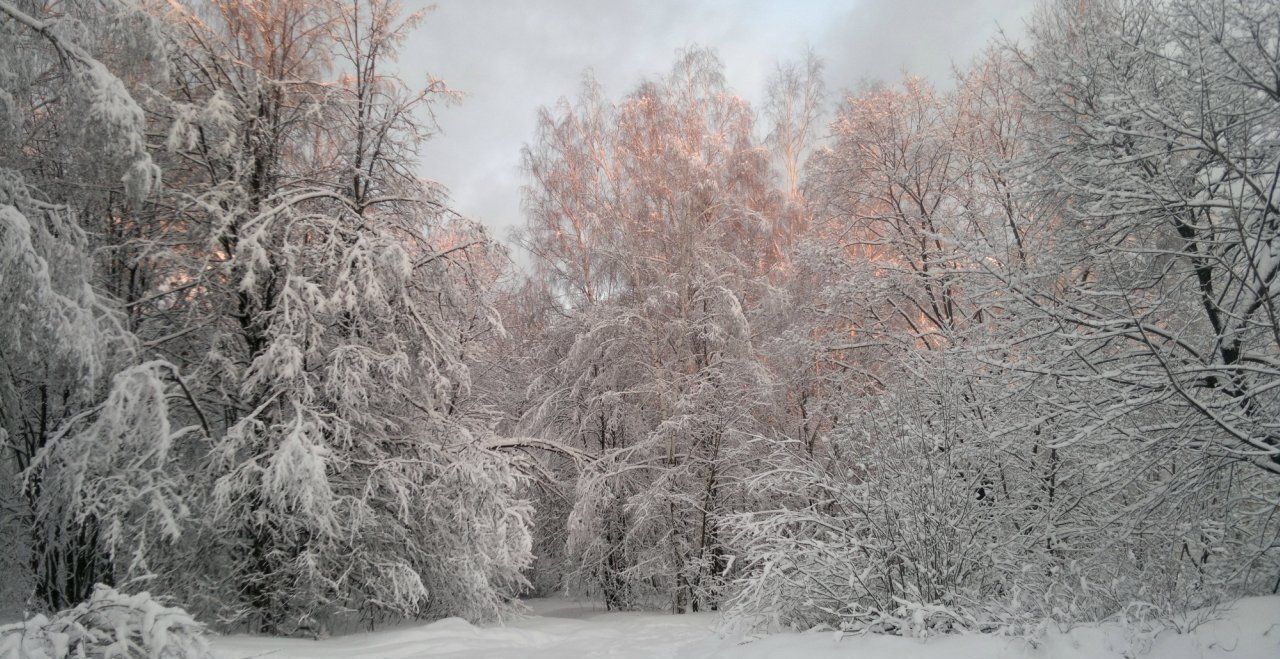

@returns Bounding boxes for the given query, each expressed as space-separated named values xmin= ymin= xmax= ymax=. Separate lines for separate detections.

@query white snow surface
xmin=210 ymin=596 xmax=1280 ymax=659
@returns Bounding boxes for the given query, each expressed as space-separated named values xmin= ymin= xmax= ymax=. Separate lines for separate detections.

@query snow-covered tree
xmin=725 ymin=0 xmax=1280 ymax=632
xmin=518 ymin=49 xmax=787 ymax=612
xmin=125 ymin=0 xmax=534 ymax=631
xmin=1012 ymin=0 xmax=1280 ymax=476
xmin=0 ymin=0 xmax=195 ymax=613
xmin=2 ymin=0 xmax=535 ymax=633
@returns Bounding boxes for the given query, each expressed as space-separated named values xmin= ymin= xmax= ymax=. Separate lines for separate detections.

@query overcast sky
xmin=400 ymin=0 xmax=1036 ymax=243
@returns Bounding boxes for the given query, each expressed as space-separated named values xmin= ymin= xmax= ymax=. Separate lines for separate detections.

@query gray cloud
xmin=400 ymin=0 xmax=1037 ymax=243
xmin=817 ymin=0 xmax=1035 ymax=92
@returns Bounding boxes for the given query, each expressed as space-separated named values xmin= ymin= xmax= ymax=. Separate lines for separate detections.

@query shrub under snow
xmin=0 ymin=585 xmax=210 ymax=659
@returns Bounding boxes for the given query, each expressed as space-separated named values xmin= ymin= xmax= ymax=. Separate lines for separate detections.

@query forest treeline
xmin=0 ymin=0 xmax=1277 ymax=648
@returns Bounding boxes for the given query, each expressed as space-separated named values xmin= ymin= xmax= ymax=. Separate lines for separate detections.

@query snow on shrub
xmin=0 ymin=585 xmax=210 ymax=658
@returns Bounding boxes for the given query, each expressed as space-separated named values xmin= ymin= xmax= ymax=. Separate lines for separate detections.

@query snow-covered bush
xmin=0 ymin=585 xmax=210 ymax=658
xmin=723 ymin=356 xmax=1019 ymax=635
xmin=724 ymin=346 xmax=1279 ymax=636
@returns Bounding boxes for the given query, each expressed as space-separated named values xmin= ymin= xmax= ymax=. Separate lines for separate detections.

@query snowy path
xmin=211 ymin=596 xmax=1280 ymax=659
xmin=213 ymin=599 xmax=723 ymax=658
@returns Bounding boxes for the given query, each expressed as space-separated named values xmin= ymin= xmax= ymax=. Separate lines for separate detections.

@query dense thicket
xmin=510 ymin=0 xmax=1280 ymax=634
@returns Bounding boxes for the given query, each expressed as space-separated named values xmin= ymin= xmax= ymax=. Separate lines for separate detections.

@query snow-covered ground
xmin=211 ymin=596 xmax=1280 ymax=659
